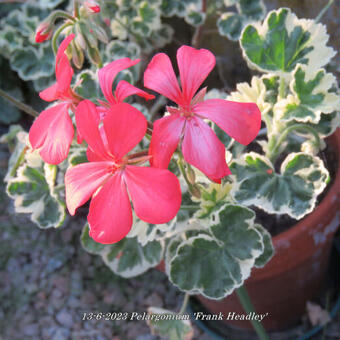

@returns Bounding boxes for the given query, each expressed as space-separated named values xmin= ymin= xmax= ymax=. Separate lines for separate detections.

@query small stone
xmin=144 ymin=293 xmax=163 ymax=308
xmin=23 ymin=323 xmax=39 ymax=336
xmin=56 ymin=309 xmax=74 ymax=328
xmin=51 ymin=328 xmax=70 ymax=340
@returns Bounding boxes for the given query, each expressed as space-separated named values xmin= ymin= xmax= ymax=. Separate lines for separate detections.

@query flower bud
xmin=83 ymin=0 xmax=101 ymax=14
xmin=190 ymin=184 xmax=201 ymax=199
xmin=187 ymin=166 xmax=196 ymax=185
xmin=35 ymin=21 xmax=54 ymax=43
xmin=90 ymin=24 xmax=109 ymax=44
xmin=87 ymin=45 xmax=101 ymax=66
xmin=71 ymin=39 xmax=85 ymax=69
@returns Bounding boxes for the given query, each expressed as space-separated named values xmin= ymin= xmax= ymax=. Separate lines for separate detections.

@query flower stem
xmin=267 ymin=124 xmax=320 ymax=162
xmin=236 ymin=285 xmax=269 ymax=340
xmin=0 ymin=88 xmax=39 ymax=117
xmin=191 ymin=0 xmax=207 ymax=48
xmin=316 ymin=0 xmax=334 ymax=22
xmin=279 ymin=76 xmax=285 ymax=99
xmin=73 ymin=0 xmax=80 ymax=18
xmin=179 ymin=293 xmax=190 ymax=314
xmin=52 ymin=21 xmax=74 ymax=55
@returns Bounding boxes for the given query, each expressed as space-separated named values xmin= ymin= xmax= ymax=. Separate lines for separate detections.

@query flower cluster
xmin=29 ymin=35 xmax=261 ymax=244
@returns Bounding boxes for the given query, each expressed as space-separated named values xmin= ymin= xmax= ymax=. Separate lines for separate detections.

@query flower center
xmin=179 ymin=105 xmax=194 ymax=118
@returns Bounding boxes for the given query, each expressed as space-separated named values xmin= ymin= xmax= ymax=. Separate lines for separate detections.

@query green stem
xmin=267 ymin=124 xmax=321 ymax=162
xmin=180 ymin=205 xmax=200 ymax=210
xmin=52 ymin=10 xmax=76 ymax=22
xmin=52 ymin=22 xmax=74 ymax=55
xmin=315 ymin=0 xmax=334 ymax=22
xmin=236 ymin=285 xmax=269 ymax=340
xmin=179 ymin=293 xmax=190 ymax=314
xmin=279 ymin=76 xmax=285 ymax=99
xmin=0 ymin=88 xmax=38 ymax=117
xmin=178 ymin=154 xmax=194 ymax=193
xmin=73 ymin=0 xmax=80 ymax=18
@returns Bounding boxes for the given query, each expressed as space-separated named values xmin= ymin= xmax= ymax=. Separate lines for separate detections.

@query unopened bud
xmin=83 ymin=0 xmax=101 ymax=13
xmin=91 ymin=24 xmax=109 ymax=44
xmin=75 ymin=24 xmax=87 ymax=50
xmin=71 ymin=40 xmax=84 ymax=69
xmin=187 ymin=166 xmax=196 ymax=185
xmin=35 ymin=21 xmax=54 ymax=43
xmin=190 ymin=184 xmax=201 ymax=199
xmin=87 ymin=45 xmax=101 ymax=66
xmin=79 ymin=21 xmax=98 ymax=48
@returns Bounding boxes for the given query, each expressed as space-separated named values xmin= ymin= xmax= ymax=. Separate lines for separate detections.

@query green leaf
xmin=10 ymin=45 xmax=54 ymax=81
xmin=0 ymin=125 xmax=26 ymax=182
xmin=102 ymin=237 xmax=164 ymax=278
xmin=240 ymin=8 xmax=336 ymax=74
xmin=81 ymin=224 xmax=106 ymax=255
xmin=227 ymin=75 xmax=272 ymax=116
xmin=230 ymin=152 xmax=329 ymax=219
xmin=147 ymin=307 xmax=194 ymax=340
xmin=217 ymin=13 xmax=244 ymax=41
xmin=185 ymin=6 xmax=206 ymax=27
xmin=275 ymin=65 xmax=340 ymax=124
xmin=237 ymin=0 xmax=266 ymax=21
xmin=81 ymin=221 xmax=164 ymax=278
xmin=253 ymin=224 xmax=274 ymax=268
xmin=7 ymin=152 xmax=65 ymax=229
xmin=168 ymin=204 xmax=265 ymax=299
xmin=74 ymin=69 xmax=100 ymax=101
xmin=128 ymin=217 xmax=179 ymax=246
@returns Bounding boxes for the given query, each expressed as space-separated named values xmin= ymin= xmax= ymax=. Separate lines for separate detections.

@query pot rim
xmin=272 ymin=128 xmax=340 ymax=244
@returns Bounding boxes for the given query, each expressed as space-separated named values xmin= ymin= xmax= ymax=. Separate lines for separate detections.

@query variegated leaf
xmin=230 ymin=152 xmax=329 ymax=219
xmin=147 ymin=307 xmax=194 ymax=340
xmin=274 ymin=64 xmax=340 ymax=124
xmin=81 ymin=224 xmax=164 ymax=278
xmin=6 ymin=152 xmax=66 ymax=229
xmin=168 ymin=204 xmax=266 ymax=299
xmin=240 ymin=8 xmax=336 ymax=75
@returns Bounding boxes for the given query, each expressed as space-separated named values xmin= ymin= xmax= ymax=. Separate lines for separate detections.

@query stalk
xmin=236 ymin=285 xmax=269 ymax=340
xmin=0 ymin=88 xmax=39 ymax=117
xmin=52 ymin=22 xmax=74 ymax=55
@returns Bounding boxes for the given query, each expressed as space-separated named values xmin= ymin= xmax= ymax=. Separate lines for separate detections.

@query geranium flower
xmin=144 ymin=45 xmax=261 ymax=182
xmin=29 ymin=34 xmax=81 ymax=164
xmin=76 ymin=58 xmax=154 ymax=144
xmin=65 ymin=100 xmax=181 ymax=244
xmin=97 ymin=58 xmax=154 ymax=112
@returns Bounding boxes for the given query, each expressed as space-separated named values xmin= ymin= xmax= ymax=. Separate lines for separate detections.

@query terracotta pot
xmin=197 ymin=129 xmax=340 ymax=332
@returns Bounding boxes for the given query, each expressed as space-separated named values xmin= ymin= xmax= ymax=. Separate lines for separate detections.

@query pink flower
xmin=35 ymin=21 xmax=53 ymax=43
xmin=29 ymin=34 xmax=81 ymax=164
xmin=65 ymin=100 xmax=181 ymax=244
xmin=144 ymin=45 xmax=261 ymax=182
xmin=84 ymin=0 xmax=101 ymax=13
xmin=98 ymin=58 xmax=154 ymax=110
xmin=76 ymin=58 xmax=154 ymax=145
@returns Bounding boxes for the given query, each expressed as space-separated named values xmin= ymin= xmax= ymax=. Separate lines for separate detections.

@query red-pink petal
xmin=29 ymin=103 xmax=74 ymax=164
xmin=65 ymin=161 xmax=112 ymax=215
xmin=98 ymin=58 xmax=140 ymax=104
xmin=182 ymin=116 xmax=230 ymax=180
xmin=103 ymin=103 xmax=147 ymax=160
xmin=177 ymin=46 xmax=215 ymax=104
xmin=39 ymin=82 xmax=59 ymax=102
xmin=193 ymin=99 xmax=261 ymax=145
xmin=149 ymin=114 xmax=185 ymax=168
xmin=88 ymin=172 xmax=132 ymax=244
xmin=115 ymin=80 xmax=155 ymax=103
xmin=55 ymin=35 xmax=75 ymax=94
xmin=124 ymin=165 xmax=181 ymax=224
xmin=144 ymin=53 xmax=183 ymax=104
xmin=75 ymin=100 xmax=112 ymax=161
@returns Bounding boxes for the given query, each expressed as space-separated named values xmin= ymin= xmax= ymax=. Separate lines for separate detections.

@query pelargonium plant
xmin=1 ymin=1 xmax=339 ymax=339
